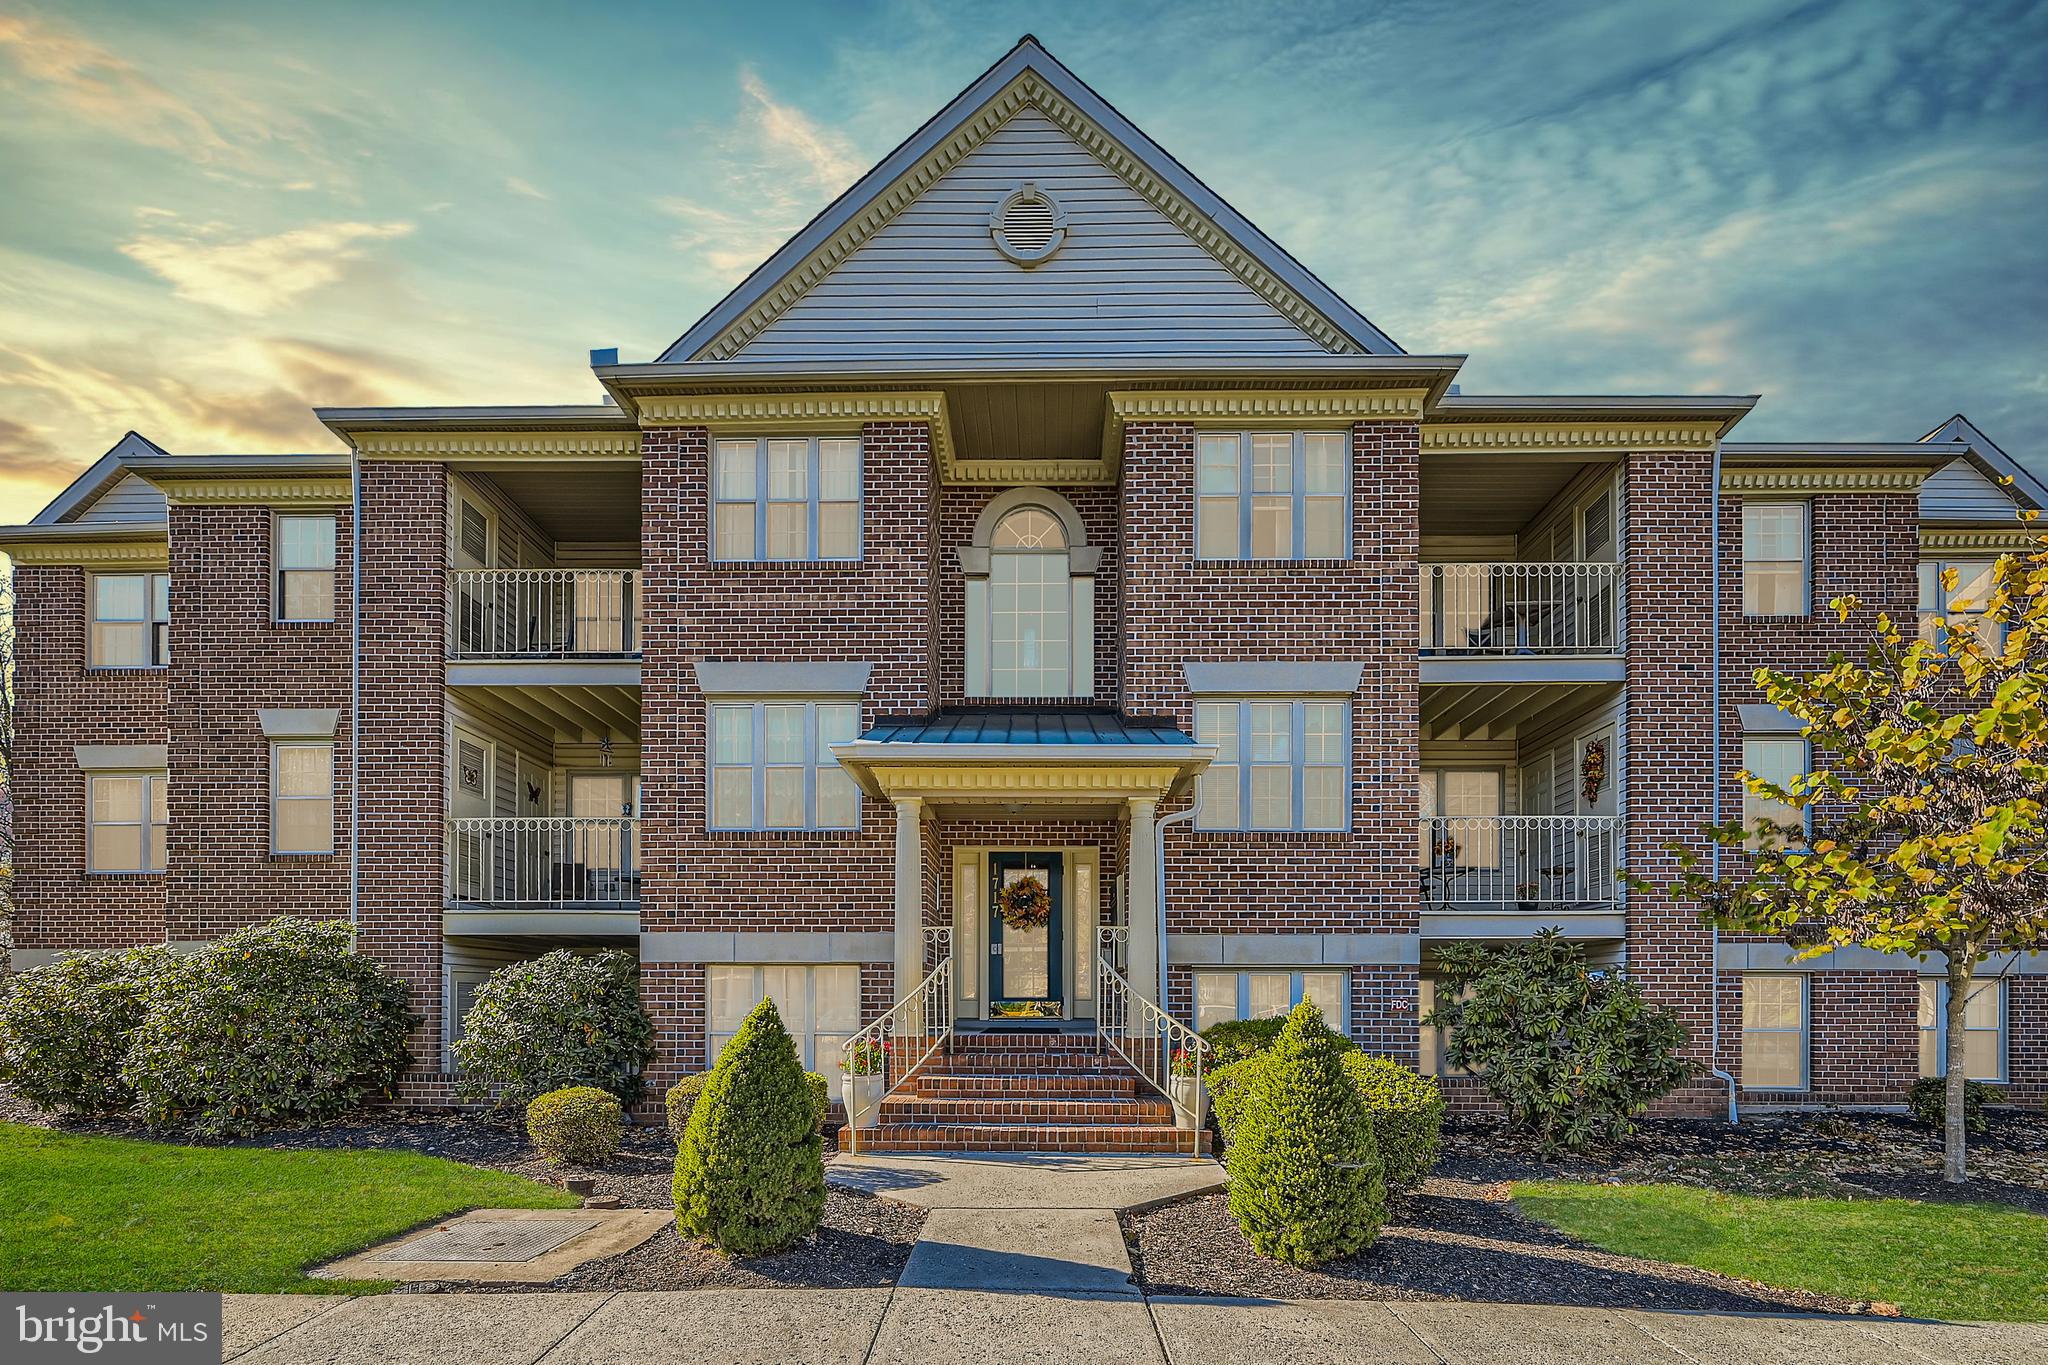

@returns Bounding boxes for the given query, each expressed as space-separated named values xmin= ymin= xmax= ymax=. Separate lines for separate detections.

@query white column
xmin=893 ymin=796 xmax=925 ymax=1001
xmin=1126 ymin=796 xmax=1161 ymax=1007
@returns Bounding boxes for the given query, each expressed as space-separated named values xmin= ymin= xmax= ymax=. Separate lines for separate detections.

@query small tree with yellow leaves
xmin=1658 ymin=533 xmax=2046 ymax=1182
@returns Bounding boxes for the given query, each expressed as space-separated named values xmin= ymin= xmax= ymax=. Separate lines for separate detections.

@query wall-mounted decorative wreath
xmin=995 ymin=875 xmax=1053 ymax=931
xmin=1581 ymin=738 xmax=1609 ymax=806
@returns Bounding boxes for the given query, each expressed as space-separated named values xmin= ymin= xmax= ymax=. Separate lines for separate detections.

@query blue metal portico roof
xmin=859 ymin=707 xmax=1195 ymax=747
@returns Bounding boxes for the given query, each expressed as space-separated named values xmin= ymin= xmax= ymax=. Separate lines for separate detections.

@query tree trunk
xmin=1943 ymin=953 xmax=1973 ymax=1184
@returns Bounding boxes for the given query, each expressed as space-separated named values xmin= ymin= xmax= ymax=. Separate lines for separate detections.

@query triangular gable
xmin=34 ymin=431 xmax=171 ymax=526
xmin=662 ymin=37 xmax=1400 ymax=363
xmin=1918 ymin=414 xmax=2046 ymax=514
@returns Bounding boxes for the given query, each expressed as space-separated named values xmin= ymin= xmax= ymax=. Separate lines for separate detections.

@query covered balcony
xmin=1421 ymin=562 xmax=1619 ymax=657
xmin=1419 ymin=813 xmax=1624 ymax=938
xmin=449 ymin=569 xmax=640 ymax=660
xmin=445 ymin=815 xmax=640 ymax=934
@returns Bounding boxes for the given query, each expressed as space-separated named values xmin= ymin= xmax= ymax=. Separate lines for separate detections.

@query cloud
xmin=0 ymin=416 xmax=70 ymax=482
xmin=118 ymin=218 xmax=415 ymax=316
xmin=505 ymin=176 xmax=549 ymax=200
xmin=656 ymin=67 xmax=867 ymax=286
xmin=0 ymin=9 xmax=227 ymax=158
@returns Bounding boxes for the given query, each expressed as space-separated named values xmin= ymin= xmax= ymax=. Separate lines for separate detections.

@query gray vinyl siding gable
xmin=71 ymin=473 xmax=168 ymax=524
xmin=731 ymin=108 xmax=1337 ymax=361
xmin=1920 ymin=457 xmax=2025 ymax=522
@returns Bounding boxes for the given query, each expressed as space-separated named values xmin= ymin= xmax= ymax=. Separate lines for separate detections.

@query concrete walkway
xmin=221 ymin=1291 xmax=2048 ymax=1364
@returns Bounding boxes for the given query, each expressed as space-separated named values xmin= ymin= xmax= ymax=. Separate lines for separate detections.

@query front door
xmin=989 ymin=852 xmax=1063 ymax=1015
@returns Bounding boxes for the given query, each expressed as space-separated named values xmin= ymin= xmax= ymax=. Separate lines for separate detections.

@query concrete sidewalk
xmin=221 ymin=1290 xmax=2048 ymax=1364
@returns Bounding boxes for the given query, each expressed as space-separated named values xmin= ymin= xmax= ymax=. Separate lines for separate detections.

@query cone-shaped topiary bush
xmin=1225 ymin=1002 xmax=1385 ymax=1266
xmin=674 ymin=997 xmax=825 ymax=1255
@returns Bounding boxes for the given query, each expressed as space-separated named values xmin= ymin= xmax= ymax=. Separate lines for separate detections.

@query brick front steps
xmin=852 ymin=1029 xmax=1207 ymax=1154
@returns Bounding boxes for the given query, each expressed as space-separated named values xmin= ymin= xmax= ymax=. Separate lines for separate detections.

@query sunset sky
xmin=2 ymin=0 xmax=2044 ymax=522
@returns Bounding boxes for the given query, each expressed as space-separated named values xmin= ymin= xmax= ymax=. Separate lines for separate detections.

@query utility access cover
xmin=369 ymin=1218 xmax=603 ymax=1263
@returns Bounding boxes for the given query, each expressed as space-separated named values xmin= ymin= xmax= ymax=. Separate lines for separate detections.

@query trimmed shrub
xmin=666 ymin=1069 xmax=830 ymax=1143
xmin=1428 ymin=930 xmax=1692 ymax=1154
xmin=1341 ymin=1052 xmax=1444 ymax=1195
xmin=1225 ymin=1003 xmax=1385 ymax=1266
xmin=1909 ymin=1076 xmax=2002 ymax=1134
xmin=1213 ymin=1049 xmax=1443 ymax=1197
xmin=453 ymin=949 xmax=656 ymax=1111
xmin=123 ymin=918 xmax=414 ymax=1137
xmin=0 ymin=946 xmax=175 ymax=1115
xmin=1201 ymin=1018 xmax=1288 ymax=1066
xmin=527 ymin=1086 xmax=625 ymax=1165
xmin=674 ymin=998 xmax=826 ymax=1255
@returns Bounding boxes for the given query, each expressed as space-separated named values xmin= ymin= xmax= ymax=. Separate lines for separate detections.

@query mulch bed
xmin=1123 ymin=1109 xmax=2048 ymax=1309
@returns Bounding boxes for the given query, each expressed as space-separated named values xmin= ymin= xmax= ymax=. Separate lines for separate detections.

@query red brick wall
xmin=638 ymin=421 xmax=933 ymax=938
xmin=354 ymin=462 xmax=448 ymax=1072
xmin=1622 ymin=449 xmax=1723 ymax=1114
xmin=1717 ymin=969 xmax=1920 ymax=1106
xmin=1121 ymin=421 xmax=1421 ymax=955
xmin=7 ymin=564 xmax=168 ymax=950
xmin=163 ymin=504 xmax=352 ymax=940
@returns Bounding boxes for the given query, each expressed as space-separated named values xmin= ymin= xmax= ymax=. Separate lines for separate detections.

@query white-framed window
xmin=708 ymin=701 xmax=860 ymax=831
xmin=1195 ymin=431 xmax=1350 ymax=561
xmin=271 ymin=741 xmax=335 ymax=854
xmin=275 ymin=514 xmax=337 ymax=622
xmin=1919 ymin=978 xmax=2006 ymax=1082
xmin=87 ymin=772 xmax=167 ymax=874
xmin=1192 ymin=968 xmax=1347 ymax=1034
xmin=1741 ymin=500 xmax=1807 ymax=616
xmin=1741 ymin=737 xmax=1807 ymax=848
xmin=1194 ymin=699 xmax=1348 ymax=831
xmin=1418 ymin=768 xmax=1503 ymax=868
xmin=712 ymin=436 xmax=861 ymax=562
xmin=708 ymin=963 xmax=862 ymax=1072
xmin=1741 ymin=974 xmax=1807 ymax=1090
xmin=989 ymin=507 xmax=1074 ymax=697
xmin=1417 ymin=977 xmax=1485 ymax=1077
xmin=1917 ymin=558 xmax=2005 ymax=653
xmin=89 ymin=572 xmax=170 ymax=668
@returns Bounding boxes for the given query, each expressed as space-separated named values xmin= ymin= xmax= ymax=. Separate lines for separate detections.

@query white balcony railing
xmin=448 ymin=569 xmax=640 ymax=659
xmin=446 ymin=817 xmax=639 ymax=907
xmin=1420 ymin=815 xmax=1621 ymax=908
xmin=1421 ymin=563 xmax=1619 ymax=655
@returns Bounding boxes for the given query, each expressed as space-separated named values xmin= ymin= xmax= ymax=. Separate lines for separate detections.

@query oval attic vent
xmin=990 ymin=183 xmax=1068 ymax=266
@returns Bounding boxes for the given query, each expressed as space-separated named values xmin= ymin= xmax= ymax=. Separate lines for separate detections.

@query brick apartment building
xmin=3 ymin=38 xmax=2042 ymax=1143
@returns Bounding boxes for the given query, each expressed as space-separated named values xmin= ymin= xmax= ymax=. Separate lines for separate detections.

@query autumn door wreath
xmin=1581 ymin=738 xmax=1609 ymax=806
xmin=995 ymin=875 xmax=1053 ymax=931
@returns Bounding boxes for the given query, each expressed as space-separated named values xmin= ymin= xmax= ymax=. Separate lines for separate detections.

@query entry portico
xmin=834 ymin=709 xmax=1213 ymax=1014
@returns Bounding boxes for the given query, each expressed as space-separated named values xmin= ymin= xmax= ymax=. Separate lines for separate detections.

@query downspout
xmin=348 ymin=450 xmax=363 ymax=943
xmin=1154 ymin=788 xmax=1202 ymax=1011
xmin=1707 ymin=438 xmax=1738 ymax=1124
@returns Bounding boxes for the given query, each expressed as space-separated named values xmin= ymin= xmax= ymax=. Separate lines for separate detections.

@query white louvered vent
xmin=458 ymin=501 xmax=489 ymax=565
xmin=990 ymin=183 xmax=1068 ymax=266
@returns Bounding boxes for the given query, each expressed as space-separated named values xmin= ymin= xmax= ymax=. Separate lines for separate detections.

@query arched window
xmin=962 ymin=490 xmax=1098 ymax=699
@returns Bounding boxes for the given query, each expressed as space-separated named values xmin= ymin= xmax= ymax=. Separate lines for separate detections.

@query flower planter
xmin=841 ymin=1072 xmax=883 ymax=1130
xmin=1168 ymin=1074 xmax=1207 ymax=1131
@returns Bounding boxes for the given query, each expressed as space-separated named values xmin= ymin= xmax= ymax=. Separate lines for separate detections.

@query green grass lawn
xmin=0 ymin=1121 xmax=579 ymax=1294
xmin=1513 ymin=1179 xmax=2048 ymax=1322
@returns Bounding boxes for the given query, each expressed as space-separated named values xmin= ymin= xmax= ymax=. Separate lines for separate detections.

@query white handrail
xmin=1421 ymin=562 xmax=1619 ymax=655
xmin=1419 ymin=814 xmax=1622 ymax=907
xmin=1096 ymin=936 xmax=1208 ymax=1158
xmin=448 ymin=569 xmax=641 ymax=659
xmin=843 ymin=947 xmax=954 ymax=1156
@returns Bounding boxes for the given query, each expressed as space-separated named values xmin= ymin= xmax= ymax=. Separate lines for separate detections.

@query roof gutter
xmin=349 ymin=451 xmax=363 ymax=946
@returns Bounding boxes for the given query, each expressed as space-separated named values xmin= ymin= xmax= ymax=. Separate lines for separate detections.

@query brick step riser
xmin=913 ymin=1076 xmax=1140 ymax=1099
xmin=880 ymin=1101 xmax=1175 ymax=1126
xmin=855 ymin=1124 xmax=1206 ymax=1155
